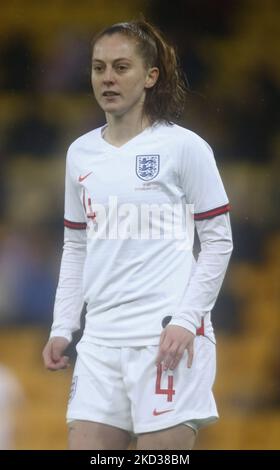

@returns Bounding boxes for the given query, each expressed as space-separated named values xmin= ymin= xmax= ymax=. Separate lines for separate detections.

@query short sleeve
xmin=64 ymin=148 xmax=87 ymax=230
xmin=178 ymin=133 xmax=230 ymax=220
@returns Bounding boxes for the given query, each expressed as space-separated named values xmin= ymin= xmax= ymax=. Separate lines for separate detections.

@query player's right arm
xmin=43 ymin=146 xmax=87 ymax=370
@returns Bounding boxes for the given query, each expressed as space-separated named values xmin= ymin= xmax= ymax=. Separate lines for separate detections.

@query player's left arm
xmin=156 ymin=212 xmax=233 ymax=370
xmin=156 ymin=134 xmax=233 ymax=370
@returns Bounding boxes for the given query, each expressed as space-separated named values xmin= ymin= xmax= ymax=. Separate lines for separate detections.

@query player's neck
xmin=104 ymin=111 xmax=151 ymax=147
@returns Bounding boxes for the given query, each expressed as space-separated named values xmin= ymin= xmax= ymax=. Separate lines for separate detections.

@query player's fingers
xmin=168 ymin=345 xmax=186 ymax=370
xmin=164 ymin=354 xmax=180 ymax=371
xmin=155 ymin=331 xmax=167 ymax=364
xmin=155 ymin=337 xmax=171 ymax=365
xmin=159 ymin=329 xmax=166 ymax=346
xmin=54 ymin=355 xmax=69 ymax=368
xmin=44 ymin=357 xmax=60 ymax=370
xmin=162 ymin=344 xmax=180 ymax=370
xmin=61 ymin=355 xmax=70 ymax=367
xmin=46 ymin=356 xmax=69 ymax=371
xmin=42 ymin=346 xmax=54 ymax=369
xmin=52 ymin=344 xmax=65 ymax=362
xmin=43 ymin=342 xmax=67 ymax=368
xmin=187 ymin=343 xmax=194 ymax=368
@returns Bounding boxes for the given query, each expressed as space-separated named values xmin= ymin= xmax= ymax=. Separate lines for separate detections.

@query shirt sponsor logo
xmin=136 ymin=155 xmax=160 ymax=181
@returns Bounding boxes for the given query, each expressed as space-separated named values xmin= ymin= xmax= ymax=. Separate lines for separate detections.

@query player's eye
xmin=92 ymin=64 xmax=103 ymax=72
xmin=116 ymin=64 xmax=128 ymax=72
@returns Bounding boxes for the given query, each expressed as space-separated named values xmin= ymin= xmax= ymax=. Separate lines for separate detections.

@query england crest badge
xmin=136 ymin=155 xmax=160 ymax=181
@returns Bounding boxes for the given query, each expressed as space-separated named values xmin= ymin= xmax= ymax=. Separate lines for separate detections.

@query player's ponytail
xmin=92 ymin=19 xmax=187 ymax=124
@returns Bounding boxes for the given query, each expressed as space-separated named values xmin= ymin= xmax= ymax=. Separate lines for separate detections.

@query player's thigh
xmin=136 ymin=424 xmax=196 ymax=450
xmin=68 ymin=420 xmax=131 ymax=450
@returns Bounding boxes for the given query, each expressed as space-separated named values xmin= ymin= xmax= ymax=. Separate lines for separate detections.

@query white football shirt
xmin=51 ymin=122 xmax=232 ymax=346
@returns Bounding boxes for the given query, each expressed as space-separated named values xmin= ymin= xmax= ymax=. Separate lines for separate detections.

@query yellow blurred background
xmin=0 ymin=0 xmax=279 ymax=449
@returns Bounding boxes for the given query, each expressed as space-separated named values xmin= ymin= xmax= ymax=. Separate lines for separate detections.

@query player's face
xmin=91 ymin=33 xmax=158 ymax=118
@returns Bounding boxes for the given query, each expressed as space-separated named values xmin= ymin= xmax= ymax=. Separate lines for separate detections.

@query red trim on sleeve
xmin=196 ymin=318 xmax=204 ymax=336
xmin=194 ymin=203 xmax=231 ymax=221
xmin=64 ymin=219 xmax=87 ymax=230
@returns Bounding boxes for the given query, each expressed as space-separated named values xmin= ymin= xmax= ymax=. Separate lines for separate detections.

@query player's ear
xmin=145 ymin=67 xmax=159 ymax=89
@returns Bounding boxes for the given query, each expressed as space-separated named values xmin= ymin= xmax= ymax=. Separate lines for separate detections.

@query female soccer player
xmin=43 ymin=20 xmax=233 ymax=450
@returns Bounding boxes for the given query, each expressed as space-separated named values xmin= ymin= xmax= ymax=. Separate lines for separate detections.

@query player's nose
xmin=103 ymin=66 xmax=115 ymax=83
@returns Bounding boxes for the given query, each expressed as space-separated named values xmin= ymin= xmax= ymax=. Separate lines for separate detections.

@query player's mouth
xmin=102 ymin=91 xmax=120 ymax=97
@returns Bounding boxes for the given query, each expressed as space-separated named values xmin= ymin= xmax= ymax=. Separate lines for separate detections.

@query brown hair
xmin=91 ymin=19 xmax=187 ymax=124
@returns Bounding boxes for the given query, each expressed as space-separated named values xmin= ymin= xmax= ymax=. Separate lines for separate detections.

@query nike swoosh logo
xmin=79 ymin=172 xmax=92 ymax=182
xmin=153 ymin=408 xmax=174 ymax=416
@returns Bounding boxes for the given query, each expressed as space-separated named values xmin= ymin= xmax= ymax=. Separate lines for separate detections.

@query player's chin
xmin=98 ymin=97 xmax=124 ymax=113
xmin=102 ymin=105 xmax=119 ymax=114
xmin=101 ymin=101 xmax=123 ymax=113
xmin=104 ymin=106 xmax=128 ymax=118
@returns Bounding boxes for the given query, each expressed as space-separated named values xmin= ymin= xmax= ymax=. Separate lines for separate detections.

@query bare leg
xmin=68 ymin=420 xmax=131 ymax=450
xmin=136 ymin=424 xmax=196 ymax=450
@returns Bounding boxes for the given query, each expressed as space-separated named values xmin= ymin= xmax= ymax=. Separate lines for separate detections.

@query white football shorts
xmin=67 ymin=335 xmax=218 ymax=434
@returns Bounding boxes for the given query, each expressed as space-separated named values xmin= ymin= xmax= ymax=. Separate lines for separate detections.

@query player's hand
xmin=42 ymin=337 xmax=70 ymax=371
xmin=155 ymin=325 xmax=195 ymax=371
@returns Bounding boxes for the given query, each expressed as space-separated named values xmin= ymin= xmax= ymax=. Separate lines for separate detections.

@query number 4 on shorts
xmin=155 ymin=363 xmax=175 ymax=402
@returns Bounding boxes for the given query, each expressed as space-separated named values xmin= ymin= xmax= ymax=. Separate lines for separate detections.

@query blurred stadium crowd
xmin=0 ymin=0 xmax=279 ymax=449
